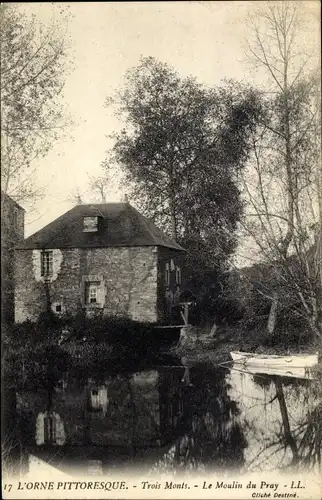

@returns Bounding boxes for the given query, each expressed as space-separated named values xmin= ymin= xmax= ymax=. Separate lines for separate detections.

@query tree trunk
xmin=279 ymin=50 xmax=294 ymax=258
xmin=316 ymin=94 xmax=322 ymax=335
xmin=307 ymin=317 xmax=322 ymax=341
xmin=274 ymin=378 xmax=299 ymax=465
xmin=267 ymin=292 xmax=278 ymax=335
xmin=169 ymin=168 xmax=177 ymax=240
xmin=170 ymin=199 xmax=177 ymax=241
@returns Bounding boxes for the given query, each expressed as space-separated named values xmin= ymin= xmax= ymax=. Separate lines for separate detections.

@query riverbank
xmin=170 ymin=323 xmax=322 ymax=367
xmin=3 ymin=315 xmax=321 ymax=389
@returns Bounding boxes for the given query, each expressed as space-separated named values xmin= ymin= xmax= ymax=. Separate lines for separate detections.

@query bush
xmin=3 ymin=314 xmax=163 ymax=388
xmin=3 ymin=339 xmax=71 ymax=391
xmin=61 ymin=314 xmax=160 ymax=351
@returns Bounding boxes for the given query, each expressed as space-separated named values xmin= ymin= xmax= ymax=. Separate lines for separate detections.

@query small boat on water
xmin=230 ymin=364 xmax=315 ymax=380
xmin=230 ymin=351 xmax=318 ymax=369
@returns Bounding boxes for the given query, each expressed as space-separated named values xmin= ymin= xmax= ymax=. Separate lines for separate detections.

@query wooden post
xmin=180 ymin=302 xmax=189 ymax=325
xmin=184 ymin=303 xmax=189 ymax=325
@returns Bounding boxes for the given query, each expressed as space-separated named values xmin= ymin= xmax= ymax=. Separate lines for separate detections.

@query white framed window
xmin=85 ymin=281 xmax=100 ymax=305
xmin=165 ymin=263 xmax=170 ymax=286
xmin=83 ymin=216 xmax=99 ymax=232
xmin=88 ymin=386 xmax=109 ymax=414
xmin=176 ymin=266 xmax=181 ymax=285
xmin=41 ymin=250 xmax=53 ymax=277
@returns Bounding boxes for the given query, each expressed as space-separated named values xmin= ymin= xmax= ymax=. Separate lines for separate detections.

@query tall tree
xmin=87 ymin=172 xmax=112 ymax=203
xmin=240 ymin=1 xmax=321 ymax=337
xmin=68 ymin=170 xmax=114 ymax=205
xmin=0 ymin=4 xmax=72 ymax=211
xmin=105 ymin=57 xmax=261 ymax=297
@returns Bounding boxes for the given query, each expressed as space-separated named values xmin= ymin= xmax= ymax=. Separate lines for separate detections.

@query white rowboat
xmin=230 ymin=351 xmax=318 ymax=369
xmin=229 ymin=364 xmax=315 ymax=380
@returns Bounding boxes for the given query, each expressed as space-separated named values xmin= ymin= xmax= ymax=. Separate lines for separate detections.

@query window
xmin=44 ymin=415 xmax=56 ymax=444
xmin=51 ymin=302 xmax=64 ymax=315
xmin=176 ymin=266 xmax=181 ymax=285
xmin=82 ymin=275 xmax=104 ymax=309
xmin=89 ymin=388 xmax=101 ymax=411
xmin=85 ymin=281 xmax=100 ymax=305
xmin=41 ymin=250 xmax=53 ymax=277
xmin=88 ymin=386 xmax=109 ymax=415
xmin=83 ymin=216 xmax=99 ymax=232
xmin=165 ymin=263 xmax=170 ymax=286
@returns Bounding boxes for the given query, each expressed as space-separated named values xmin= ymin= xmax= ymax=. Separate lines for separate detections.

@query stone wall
xmin=14 ymin=246 xmax=159 ymax=323
xmin=1 ymin=195 xmax=25 ymax=324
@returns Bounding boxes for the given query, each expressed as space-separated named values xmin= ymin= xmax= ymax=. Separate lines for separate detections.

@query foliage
xmin=2 ymin=386 xmax=28 ymax=478
xmin=0 ymin=3 xmax=72 ymax=209
xmin=195 ymin=271 xmax=245 ymax=324
xmin=105 ymin=56 xmax=262 ymax=297
xmin=218 ymin=263 xmax=317 ymax=347
xmin=60 ymin=314 xmax=163 ymax=377
xmin=2 ymin=314 xmax=164 ymax=389
xmin=240 ymin=1 xmax=322 ymax=338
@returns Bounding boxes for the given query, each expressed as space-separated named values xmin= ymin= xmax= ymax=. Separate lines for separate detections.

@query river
xmin=8 ymin=357 xmax=321 ymax=478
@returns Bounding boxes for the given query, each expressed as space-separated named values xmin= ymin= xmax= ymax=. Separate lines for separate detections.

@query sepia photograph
xmin=1 ymin=1 xmax=321 ymax=499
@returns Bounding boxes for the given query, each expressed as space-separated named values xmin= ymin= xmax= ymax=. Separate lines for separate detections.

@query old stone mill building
xmin=14 ymin=203 xmax=185 ymax=323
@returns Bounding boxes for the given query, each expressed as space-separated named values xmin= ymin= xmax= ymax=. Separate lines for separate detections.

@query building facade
xmin=1 ymin=192 xmax=25 ymax=324
xmin=14 ymin=203 xmax=185 ymax=323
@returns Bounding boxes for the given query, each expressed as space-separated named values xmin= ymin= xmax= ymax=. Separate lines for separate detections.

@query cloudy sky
xmin=20 ymin=1 xmax=320 ymax=238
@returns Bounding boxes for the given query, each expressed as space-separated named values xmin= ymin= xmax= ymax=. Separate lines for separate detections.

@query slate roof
xmin=20 ymin=203 xmax=185 ymax=251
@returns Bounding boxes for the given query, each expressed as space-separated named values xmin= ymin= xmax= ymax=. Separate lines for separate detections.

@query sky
xmin=16 ymin=1 xmax=320 ymax=242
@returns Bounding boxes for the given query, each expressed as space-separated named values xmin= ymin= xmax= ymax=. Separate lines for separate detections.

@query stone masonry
xmin=15 ymin=245 xmax=184 ymax=324
xmin=14 ymin=246 xmax=162 ymax=323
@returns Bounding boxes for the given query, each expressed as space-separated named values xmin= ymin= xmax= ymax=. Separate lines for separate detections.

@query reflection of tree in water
xmin=153 ymin=364 xmax=247 ymax=473
xmin=2 ymin=386 xmax=23 ymax=477
xmin=292 ymin=373 xmax=322 ymax=471
xmin=3 ymin=344 xmax=70 ymax=475
xmin=250 ymin=372 xmax=321 ymax=472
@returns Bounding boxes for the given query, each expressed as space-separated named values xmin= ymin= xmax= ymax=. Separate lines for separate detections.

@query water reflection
xmin=9 ymin=361 xmax=322 ymax=476
xmin=227 ymin=367 xmax=321 ymax=474
xmin=151 ymin=364 xmax=247 ymax=474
